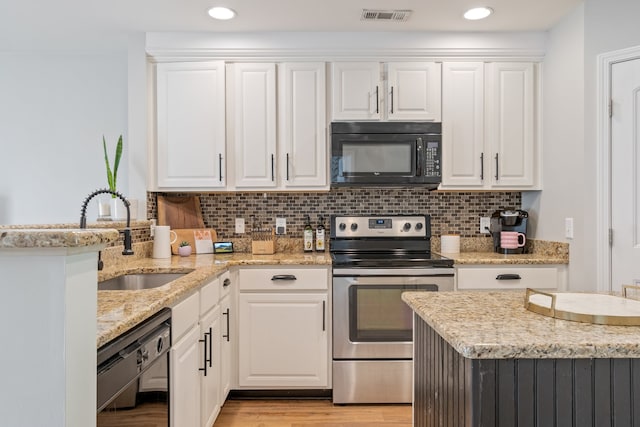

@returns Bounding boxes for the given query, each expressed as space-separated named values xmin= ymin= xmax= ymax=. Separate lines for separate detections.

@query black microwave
xmin=331 ymin=122 xmax=442 ymax=189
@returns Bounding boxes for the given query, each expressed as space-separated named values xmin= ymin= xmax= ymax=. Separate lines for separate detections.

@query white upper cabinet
xmin=229 ymin=63 xmax=278 ymax=188
xmin=331 ymin=61 xmax=441 ymax=122
xmin=228 ymin=62 xmax=328 ymax=190
xmin=441 ymin=61 xmax=539 ymax=190
xmin=486 ymin=62 xmax=536 ymax=188
xmin=156 ymin=61 xmax=226 ymax=189
xmin=387 ymin=62 xmax=441 ymax=121
xmin=278 ymin=62 xmax=327 ymax=188
xmin=441 ymin=62 xmax=485 ymax=187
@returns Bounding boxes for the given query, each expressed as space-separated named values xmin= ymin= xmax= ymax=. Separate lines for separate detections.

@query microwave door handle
xmin=416 ymin=138 xmax=423 ymax=177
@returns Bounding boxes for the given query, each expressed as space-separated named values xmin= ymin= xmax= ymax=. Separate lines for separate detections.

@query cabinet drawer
xmin=200 ymin=276 xmax=220 ymax=316
xmin=172 ymin=291 xmax=199 ymax=343
xmin=239 ymin=267 xmax=329 ymax=291
xmin=456 ymin=266 xmax=559 ymax=290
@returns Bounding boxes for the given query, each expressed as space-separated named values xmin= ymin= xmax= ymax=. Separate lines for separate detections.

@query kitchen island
xmin=402 ymin=291 xmax=640 ymax=427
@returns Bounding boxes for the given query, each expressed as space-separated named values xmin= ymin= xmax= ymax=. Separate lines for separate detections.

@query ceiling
xmin=1 ymin=0 xmax=583 ymax=50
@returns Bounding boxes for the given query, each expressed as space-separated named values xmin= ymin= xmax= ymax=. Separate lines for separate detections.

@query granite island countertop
xmin=402 ymin=291 xmax=640 ymax=359
xmin=97 ymin=252 xmax=332 ymax=347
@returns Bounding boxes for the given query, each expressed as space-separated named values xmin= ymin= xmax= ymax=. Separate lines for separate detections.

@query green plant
xmin=179 ymin=241 xmax=191 ymax=247
xmin=103 ymin=135 xmax=123 ymax=198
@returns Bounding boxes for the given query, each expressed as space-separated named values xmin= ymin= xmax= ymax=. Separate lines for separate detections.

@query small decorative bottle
xmin=303 ymin=215 xmax=314 ymax=252
xmin=315 ymin=216 xmax=325 ymax=252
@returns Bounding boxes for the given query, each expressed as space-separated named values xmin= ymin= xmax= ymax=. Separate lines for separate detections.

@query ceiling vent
xmin=361 ymin=9 xmax=412 ymax=22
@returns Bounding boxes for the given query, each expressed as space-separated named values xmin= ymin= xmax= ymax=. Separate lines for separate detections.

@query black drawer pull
xmin=496 ymin=274 xmax=522 ymax=280
xmin=223 ymin=278 xmax=231 ymax=287
xmin=271 ymin=274 xmax=297 ymax=281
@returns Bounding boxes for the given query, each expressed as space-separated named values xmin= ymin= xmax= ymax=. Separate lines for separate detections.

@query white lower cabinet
xmin=456 ymin=265 xmax=567 ymax=290
xmin=171 ymin=274 xmax=233 ymax=427
xmin=237 ymin=267 xmax=330 ymax=388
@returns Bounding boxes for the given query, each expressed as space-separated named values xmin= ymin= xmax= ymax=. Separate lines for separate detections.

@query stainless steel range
xmin=330 ymin=214 xmax=454 ymax=404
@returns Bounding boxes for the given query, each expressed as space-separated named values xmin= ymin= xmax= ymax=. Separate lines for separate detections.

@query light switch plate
xmin=480 ymin=217 xmax=491 ymax=234
xmin=565 ymin=218 xmax=574 ymax=239
xmin=235 ymin=218 xmax=245 ymax=234
xmin=276 ymin=218 xmax=287 ymax=235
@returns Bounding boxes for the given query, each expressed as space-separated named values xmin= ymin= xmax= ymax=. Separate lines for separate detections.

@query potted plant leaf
xmin=103 ymin=135 xmax=125 ymax=220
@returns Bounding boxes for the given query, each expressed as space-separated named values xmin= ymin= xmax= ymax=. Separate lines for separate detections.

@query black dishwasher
xmin=97 ymin=308 xmax=171 ymax=426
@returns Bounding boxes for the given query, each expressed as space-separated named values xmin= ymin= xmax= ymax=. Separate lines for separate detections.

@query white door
xmin=200 ymin=306 xmax=221 ymax=427
xmin=331 ymin=62 xmax=381 ymax=120
xmin=387 ymin=62 xmax=441 ymax=121
xmin=231 ymin=63 xmax=277 ymax=188
xmin=170 ymin=326 xmax=201 ymax=427
xmin=611 ymin=57 xmax=640 ymax=291
xmin=278 ymin=62 xmax=327 ymax=188
xmin=156 ymin=61 xmax=226 ymax=189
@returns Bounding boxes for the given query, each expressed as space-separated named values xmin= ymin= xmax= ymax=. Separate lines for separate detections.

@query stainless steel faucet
xmin=80 ymin=189 xmax=134 ymax=270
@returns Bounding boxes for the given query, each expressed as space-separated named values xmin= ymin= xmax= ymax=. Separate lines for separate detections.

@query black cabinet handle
xmin=390 ymin=86 xmax=394 ymax=114
xmin=271 ymin=274 xmax=297 ymax=281
xmin=199 ymin=334 xmax=208 ymax=376
xmin=271 ymin=154 xmax=275 ymax=181
xmin=207 ymin=327 xmax=212 ymax=368
xmin=223 ymin=278 xmax=231 ymax=287
xmin=496 ymin=274 xmax=522 ymax=280
xmin=322 ymin=300 xmax=326 ymax=331
xmin=218 ymin=153 xmax=223 ymax=182
xmin=286 ymin=153 xmax=290 ymax=181
xmin=495 ymin=153 xmax=499 ymax=181
xmin=375 ymin=86 xmax=379 ymax=114
xmin=222 ymin=308 xmax=230 ymax=342
xmin=480 ymin=152 xmax=484 ymax=181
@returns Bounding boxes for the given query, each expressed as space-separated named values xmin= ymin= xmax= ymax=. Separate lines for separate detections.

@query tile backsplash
xmin=148 ymin=189 xmax=521 ymax=239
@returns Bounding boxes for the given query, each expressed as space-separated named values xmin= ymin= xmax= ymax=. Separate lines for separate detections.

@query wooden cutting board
xmin=157 ymin=195 xmax=205 ymax=229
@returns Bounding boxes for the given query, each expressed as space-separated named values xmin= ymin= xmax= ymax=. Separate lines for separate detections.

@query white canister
xmin=441 ymin=234 xmax=461 ymax=254
xmin=153 ymin=225 xmax=178 ymax=259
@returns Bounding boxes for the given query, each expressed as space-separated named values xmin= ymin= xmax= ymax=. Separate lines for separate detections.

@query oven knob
xmin=350 ymin=223 xmax=358 ymax=231
xmin=403 ymin=222 xmax=412 ymax=231
xmin=415 ymin=222 xmax=424 ymax=230
xmin=339 ymin=223 xmax=346 ymax=231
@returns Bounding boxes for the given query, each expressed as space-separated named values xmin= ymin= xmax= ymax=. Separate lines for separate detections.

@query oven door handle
xmin=271 ymin=274 xmax=297 ymax=281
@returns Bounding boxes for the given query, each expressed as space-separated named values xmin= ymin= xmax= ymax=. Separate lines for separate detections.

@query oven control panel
xmin=333 ymin=215 xmax=428 ymax=238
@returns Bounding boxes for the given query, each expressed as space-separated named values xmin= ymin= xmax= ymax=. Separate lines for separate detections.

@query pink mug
xmin=500 ymin=231 xmax=526 ymax=249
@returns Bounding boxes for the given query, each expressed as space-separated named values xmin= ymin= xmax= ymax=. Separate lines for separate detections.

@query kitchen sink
xmin=98 ymin=273 xmax=187 ymax=291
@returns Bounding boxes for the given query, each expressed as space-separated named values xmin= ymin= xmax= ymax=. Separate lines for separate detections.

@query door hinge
xmin=609 ymin=99 xmax=613 ymax=118
xmin=609 ymin=228 xmax=614 ymax=246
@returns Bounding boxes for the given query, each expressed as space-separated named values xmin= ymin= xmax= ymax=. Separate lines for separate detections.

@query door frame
xmin=596 ymin=45 xmax=640 ymax=292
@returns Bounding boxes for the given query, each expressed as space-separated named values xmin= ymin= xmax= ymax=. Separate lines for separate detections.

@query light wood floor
xmin=213 ymin=399 xmax=412 ymax=427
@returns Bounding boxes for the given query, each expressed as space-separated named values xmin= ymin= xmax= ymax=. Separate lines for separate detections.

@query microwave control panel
xmin=423 ymin=141 xmax=441 ymax=178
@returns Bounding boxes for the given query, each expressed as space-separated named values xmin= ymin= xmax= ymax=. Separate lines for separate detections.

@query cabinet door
xmin=170 ymin=326 xmax=201 ymax=427
xmin=387 ymin=62 xmax=441 ymax=121
xmin=231 ymin=63 xmax=277 ymax=188
xmin=331 ymin=62 xmax=381 ymax=120
xmin=238 ymin=293 xmax=328 ymax=387
xmin=278 ymin=62 xmax=327 ymax=188
xmin=200 ymin=306 xmax=221 ymax=427
xmin=486 ymin=62 xmax=535 ymax=187
xmin=156 ymin=61 xmax=226 ymax=189
xmin=441 ymin=62 xmax=485 ymax=187
xmin=219 ymin=293 xmax=232 ymax=402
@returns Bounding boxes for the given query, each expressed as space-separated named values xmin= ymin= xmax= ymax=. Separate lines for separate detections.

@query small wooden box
xmin=251 ymin=239 xmax=275 ymax=255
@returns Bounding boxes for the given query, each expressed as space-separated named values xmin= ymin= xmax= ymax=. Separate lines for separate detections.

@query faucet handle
xmin=120 ymin=228 xmax=134 ymax=256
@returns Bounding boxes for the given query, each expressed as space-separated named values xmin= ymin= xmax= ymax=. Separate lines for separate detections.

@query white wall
xmin=522 ymin=4 xmax=586 ymax=289
xmin=0 ymin=52 xmax=129 ymax=224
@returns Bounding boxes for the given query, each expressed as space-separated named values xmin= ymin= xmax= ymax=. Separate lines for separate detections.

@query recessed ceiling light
xmin=208 ymin=6 xmax=236 ymax=20
xmin=464 ymin=7 xmax=493 ymax=20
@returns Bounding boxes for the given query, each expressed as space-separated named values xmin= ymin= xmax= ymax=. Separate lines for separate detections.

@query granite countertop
xmin=402 ymin=291 xmax=640 ymax=359
xmin=97 ymin=252 xmax=332 ymax=347
xmin=0 ymin=228 xmax=119 ymax=249
xmin=445 ymin=251 xmax=569 ymax=265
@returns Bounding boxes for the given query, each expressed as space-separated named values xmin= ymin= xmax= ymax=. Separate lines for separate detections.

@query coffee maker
xmin=489 ymin=209 xmax=529 ymax=254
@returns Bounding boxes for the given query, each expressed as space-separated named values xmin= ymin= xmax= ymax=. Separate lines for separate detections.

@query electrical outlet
xmin=276 ymin=218 xmax=287 ymax=235
xmin=480 ymin=217 xmax=491 ymax=234
xmin=235 ymin=218 xmax=245 ymax=234
xmin=565 ymin=217 xmax=574 ymax=239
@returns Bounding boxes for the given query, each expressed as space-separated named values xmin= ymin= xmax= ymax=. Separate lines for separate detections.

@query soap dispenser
xmin=315 ymin=216 xmax=325 ymax=252
xmin=303 ymin=215 xmax=314 ymax=252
